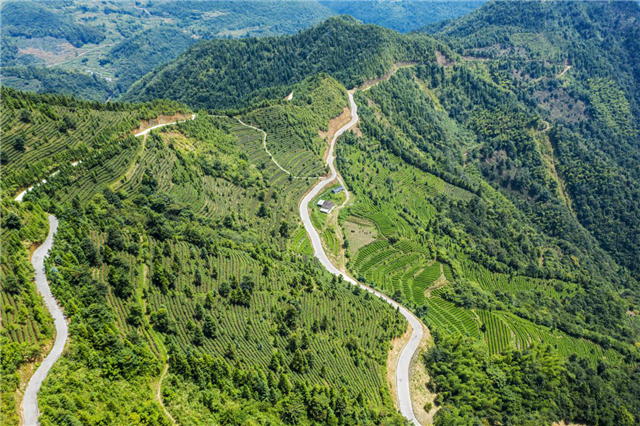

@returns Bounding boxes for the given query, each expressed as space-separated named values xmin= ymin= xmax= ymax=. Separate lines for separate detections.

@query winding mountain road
xmin=21 ymin=215 xmax=65 ymax=426
xmin=299 ymin=91 xmax=424 ymax=425
xmin=18 ymin=116 xmax=193 ymax=425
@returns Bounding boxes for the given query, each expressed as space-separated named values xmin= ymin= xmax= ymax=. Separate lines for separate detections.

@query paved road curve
xmin=22 ymin=215 xmax=65 ymax=426
xmin=299 ymin=92 xmax=423 ymax=425
xmin=20 ymin=116 xmax=193 ymax=425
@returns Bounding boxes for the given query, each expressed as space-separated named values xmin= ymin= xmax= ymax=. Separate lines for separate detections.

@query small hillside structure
xmin=317 ymin=199 xmax=325 ymax=207
xmin=320 ymin=200 xmax=335 ymax=214
xmin=332 ymin=186 xmax=344 ymax=194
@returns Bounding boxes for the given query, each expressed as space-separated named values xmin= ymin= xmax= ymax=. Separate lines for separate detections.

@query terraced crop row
xmin=240 ymin=105 xmax=326 ymax=178
xmin=140 ymin=241 xmax=398 ymax=403
xmin=349 ymin=237 xmax=458 ymax=305
xmin=496 ymin=311 xmax=619 ymax=364
xmin=29 ymin=138 xmax=141 ymax=205
xmin=228 ymin=117 xmax=311 ymax=246
xmin=423 ymin=296 xmax=480 ymax=338
xmin=412 ymin=262 xmax=442 ymax=303
xmin=477 ymin=310 xmax=512 ymax=355
xmin=323 ymin=228 xmax=340 ymax=256
xmin=461 ymin=261 xmax=572 ymax=300
xmin=2 ymin=105 xmax=136 ymax=195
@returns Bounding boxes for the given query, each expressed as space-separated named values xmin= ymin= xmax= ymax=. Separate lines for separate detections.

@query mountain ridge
xmin=123 ymin=16 xmax=449 ymax=109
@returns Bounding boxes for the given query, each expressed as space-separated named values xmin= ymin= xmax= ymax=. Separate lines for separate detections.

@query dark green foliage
xmin=426 ymin=334 xmax=639 ymax=426
xmin=1 ymin=2 xmax=105 ymax=47
xmin=124 ymin=16 xmax=445 ymax=109
xmin=3 ymin=213 xmax=22 ymax=230
xmin=148 ymin=1 xmax=332 ymax=38
xmin=428 ymin=0 xmax=640 ymax=279
xmin=1 ymin=66 xmax=113 ymax=102
xmin=106 ymin=27 xmax=198 ymax=93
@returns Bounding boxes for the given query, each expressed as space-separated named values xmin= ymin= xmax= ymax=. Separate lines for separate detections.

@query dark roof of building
xmin=332 ymin=186 xmax=344 ymax=193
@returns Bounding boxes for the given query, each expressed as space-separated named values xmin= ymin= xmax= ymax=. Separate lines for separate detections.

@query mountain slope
xmin=123 ymin=16 xmax=447 ymax=109
xmin=1 ymin=77 xmax=408 ymax=425
xmin=423 ymin=0 xmax=640 ymax=279
xmin=1 ymin=1 xmax=105 ymax=47
xmin=105 ymin=27 xmax=198 ymax=94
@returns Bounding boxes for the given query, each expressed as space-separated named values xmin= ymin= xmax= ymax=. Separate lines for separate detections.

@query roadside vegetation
xmin=1 ymin=76 xmax=407 ymax=425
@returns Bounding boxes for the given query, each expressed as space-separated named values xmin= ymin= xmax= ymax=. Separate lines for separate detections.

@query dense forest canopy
xmin=424 ymin=0 xmax=640 ymax=280
xmin=123 ymin=16 xmax=448 ymax=109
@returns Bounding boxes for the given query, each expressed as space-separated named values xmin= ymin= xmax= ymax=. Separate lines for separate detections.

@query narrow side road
xmin=233 ymin=116 xmax=319 ymax=180
xmin=299 ymin=91 xmax=423 ymax=425
xmin=21 ymin=215 xmax=65 ymax=426
xmin=157 ymin=359 xmax=177 ymax=425
xmin=134 ymin=114 xmax=196 ymax=137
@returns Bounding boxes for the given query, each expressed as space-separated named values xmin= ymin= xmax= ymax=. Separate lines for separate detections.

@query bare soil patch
xmin=386 ymin=324 xmax=413 ymax=406
xmin=534 ymin=87 xmax=586 ymax=124
xmin=344 ymin=217 xmax=377 ymax=254
xmin=132 ymin=113 xmax=193 ymax=136
xmin=436 ymin=51 xmax=454 ymax=67
xmin=426 ymin=273 xmax=448 ymax=297
xmin=319 ymin=106 xmax=352 ymax=160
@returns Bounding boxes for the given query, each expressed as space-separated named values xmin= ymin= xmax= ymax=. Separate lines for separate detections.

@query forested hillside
xmin=340 ymin=61 xmax=640 ymax=426
xmin=424 ymin=0 xmax=640 ymax=280
xmin=328 ymin=2 xmax=640 ymax=424
xmin=1 ymin=1 xmax=481 ymax=102
xmin=123 ymin=16 xmax=450 ymax=109
xmin=0 ymin=0 xmax=334 ymax=101
xmin=1 ymin=2 xmax=105 ymax=48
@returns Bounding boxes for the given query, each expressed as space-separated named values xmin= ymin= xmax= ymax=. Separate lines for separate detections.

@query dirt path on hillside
xmin=132 ymin=113 xmax=195 ymax=136
xmin=557 ymin=64 xmax=572 ymax=78
xmin=357 ymin=62 xmax=418 ymax=91
xmin=156 ymin=360 xmax=177 ymax=425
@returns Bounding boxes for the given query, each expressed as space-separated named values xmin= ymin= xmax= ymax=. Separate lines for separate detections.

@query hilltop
xmin=1 ymin=1 xmax=480 ymax=102
xmin=123 ymin=16 xmax=448 ymax=109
